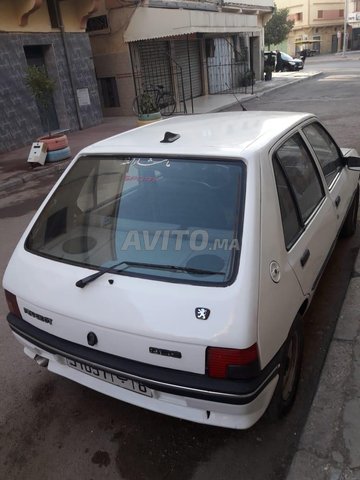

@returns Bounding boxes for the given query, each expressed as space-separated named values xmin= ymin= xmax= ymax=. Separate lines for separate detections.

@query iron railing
xmin=130 ymin=43 xmax=188 ymax=115
xmin=207 ymin=40 xmax=254 ymax=95
xmin=130 ymin=37 xmax=254 ymax=115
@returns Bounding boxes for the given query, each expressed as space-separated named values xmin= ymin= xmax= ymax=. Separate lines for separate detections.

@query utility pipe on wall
xmin=55 ymin=0 xmax=84 ymax=129
xmin=342 ymin=0 xmax=348 ymax=55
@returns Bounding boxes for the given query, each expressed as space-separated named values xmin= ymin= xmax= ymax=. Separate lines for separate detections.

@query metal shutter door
xmin=137 ymin=40 xmax=172 ymax=92
xmin=174 ymin=40 xmax=202 ymax=99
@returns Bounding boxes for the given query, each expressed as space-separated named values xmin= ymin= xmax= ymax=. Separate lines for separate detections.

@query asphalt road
xmin=1 ymin=53 xmax=360 ymax=480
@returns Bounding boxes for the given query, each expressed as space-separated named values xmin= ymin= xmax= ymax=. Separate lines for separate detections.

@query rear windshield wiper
xmin=76 ymin=261 xmax=132 ymax=288
xmin=76 ymin=261 xmax=222 ymax=288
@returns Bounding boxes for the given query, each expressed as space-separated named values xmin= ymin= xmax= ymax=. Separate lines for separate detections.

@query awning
xmin=294 ymin=40 xmax=321 ymax=44
xmin=124 ymin=7 xmax=261 ymax=42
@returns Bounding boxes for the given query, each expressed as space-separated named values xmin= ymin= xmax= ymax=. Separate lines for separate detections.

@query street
xmin=1 ymin=53 xmax=360 ymax=480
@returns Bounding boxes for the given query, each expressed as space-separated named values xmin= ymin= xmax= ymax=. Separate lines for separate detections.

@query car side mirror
xmin=346 ymin=156 xmax=360 ymax=171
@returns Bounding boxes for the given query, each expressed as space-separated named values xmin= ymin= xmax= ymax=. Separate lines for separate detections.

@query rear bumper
xmin=7 ymin=314 xmax=280 ymax=428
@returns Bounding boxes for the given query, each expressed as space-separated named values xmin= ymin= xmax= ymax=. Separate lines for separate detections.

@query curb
xmin=0 ymin=160 xmax=70 ymax=196
xmin=254 ymin=71 xmax=323 ymax=98
xmin=207 ymin=72 xmax=323 ymax=113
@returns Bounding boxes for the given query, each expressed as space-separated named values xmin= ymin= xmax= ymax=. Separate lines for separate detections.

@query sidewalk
xmin=0 ymin=69 xmax=321 ymax=195
xmin=287 ymin=264 xmax=360 ymax=480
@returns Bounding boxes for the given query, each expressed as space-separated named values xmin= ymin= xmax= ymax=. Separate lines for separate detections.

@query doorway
xmin=24 ymin=45 xmax=59 ymax=133
xmin=331 ymin=35 xmax=338 ymax=53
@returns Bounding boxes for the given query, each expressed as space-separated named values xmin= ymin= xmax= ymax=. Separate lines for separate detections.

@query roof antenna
xmin=225 ymin=82 xmax=248 ymax=111
xmin=160 ymin=131 xmax=180 ymax=143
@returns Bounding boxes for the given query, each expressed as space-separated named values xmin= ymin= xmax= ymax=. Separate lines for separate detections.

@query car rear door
xmin=300 ymin=121 xmax=354 ymax=229
xmin=273 ymin=131 xmax=338 ymax=296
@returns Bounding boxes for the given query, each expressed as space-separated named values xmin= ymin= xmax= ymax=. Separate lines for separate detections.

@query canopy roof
xmin=124 ymin=7 xmax=263 ymax=42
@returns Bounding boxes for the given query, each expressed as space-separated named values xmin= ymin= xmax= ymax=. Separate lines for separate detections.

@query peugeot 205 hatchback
xmin=3 ymin=112 xmax=360 ymax=429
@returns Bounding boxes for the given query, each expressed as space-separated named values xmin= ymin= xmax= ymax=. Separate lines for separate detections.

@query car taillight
xmin=4 ymin=290 xmax=21 ymax=318
xmin=206 ymin=344 xmax=259 ymax=379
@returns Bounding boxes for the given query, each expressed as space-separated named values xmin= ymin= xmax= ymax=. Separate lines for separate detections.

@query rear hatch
xmin=8 ymin=154 xmax=257 ymax=374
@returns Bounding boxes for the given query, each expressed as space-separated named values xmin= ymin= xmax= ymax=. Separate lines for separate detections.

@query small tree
xmin=138 ymin=92 xmax=159 ymax=114
xmin=264 ymin=6 xmax=294 ymax=51
xmin=25 ymin=65 xmax=56 ymax=137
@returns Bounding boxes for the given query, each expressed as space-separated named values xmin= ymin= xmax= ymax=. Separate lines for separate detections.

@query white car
xmin=3 ymin=112 xmax=360 ymax=429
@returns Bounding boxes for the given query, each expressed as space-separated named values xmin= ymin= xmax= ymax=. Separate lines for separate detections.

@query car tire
xmin=46 ymin=146 xmax=71 ymax=163
xmin=266 ymin=315 xmax=304 ymax=420
xmin=38 ymin=134 xmax=69 ymax=151
xmin=341 ymin=186 xmax=359 ymax=238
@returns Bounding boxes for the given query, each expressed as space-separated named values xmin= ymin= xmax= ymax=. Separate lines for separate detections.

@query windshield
xmin=281 ymin=53 xmax=294 ymax=61
xmin=26 ymin=156 xmax=245 ymax=285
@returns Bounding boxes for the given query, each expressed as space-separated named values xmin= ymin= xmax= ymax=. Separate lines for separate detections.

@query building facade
xmin=88 ymin=0 xmax=273 ymax=117
xmin=276 ymin=0 xmax=348 ymax=56
xmin=348 ymin=0 xmax=360 ymax=50
xmin=0 ymin=0 xmax=102 ymax=153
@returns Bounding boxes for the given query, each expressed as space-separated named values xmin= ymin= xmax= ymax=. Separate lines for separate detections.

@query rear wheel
xmin=158 ymin=93 xmax=176 ymax=116
xmin=266 ymin=316 xmax=304 ymax=420
xmin=341 ymin=186 xmax=359 ymax=238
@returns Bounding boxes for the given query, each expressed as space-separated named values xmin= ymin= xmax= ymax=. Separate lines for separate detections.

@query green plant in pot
xmin=245 ymin=70 xmax=255 ymax=86
xmin=25 ymin=65 xmax=69 ymax=154
xmin=25 ymin=65 xmax=56 ymax=138
xmin=264 ymin=65 xmax=273 ymax=81
xmin=137 ymin=92 xmax=161 ymax=124
xmin=239 ymin=70 xmax=255 ymax=87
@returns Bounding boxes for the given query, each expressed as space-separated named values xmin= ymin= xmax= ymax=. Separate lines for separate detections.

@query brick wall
xmin=0 ymin=32 xmax=102 ymax=153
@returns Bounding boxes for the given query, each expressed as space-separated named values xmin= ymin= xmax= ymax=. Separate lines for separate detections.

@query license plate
xmin=65 ymin=358 xmax=153 ymax=397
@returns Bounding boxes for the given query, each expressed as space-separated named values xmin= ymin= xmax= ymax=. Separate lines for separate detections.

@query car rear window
xmin=273 ymin=160 xmax=303 ymax=249
xmin=303 ymin=122 xmax=343 ymax=187
xmin=275 ymin=133 xmax=324 ymax=223
xmin=26 ymin=156 xmax=245 ymax=286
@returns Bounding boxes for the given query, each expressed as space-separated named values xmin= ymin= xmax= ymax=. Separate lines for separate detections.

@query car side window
xmin=303 ymin=122 xmax=343 ymax=187
xmin=276 ymin=133 xmax=324 ymax=223
xmin=273 ymin=160 xmax=303 ymax=249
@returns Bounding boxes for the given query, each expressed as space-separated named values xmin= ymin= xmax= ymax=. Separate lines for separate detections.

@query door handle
xmin=300 ymin=249 xmax=310 ymax=267
xmin=335 ymin=196 xmax=341 ymax=208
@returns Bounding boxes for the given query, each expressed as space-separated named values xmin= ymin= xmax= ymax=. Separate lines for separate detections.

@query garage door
xmin=174 ymin=40 xmax=202 ymax=99
xmin=137 ymin=40 xmax=172 ymax=92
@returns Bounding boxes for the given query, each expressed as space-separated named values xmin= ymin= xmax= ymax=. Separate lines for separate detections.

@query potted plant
xmin=135 ymin=92 xmax=162 ymax=126
xmin=239 ymin=70 xmax=255 ymax=87
xmin=245 ymin=70 xmax=255 ymax=86
xmin=264 ymin=65 xmax=273 ymax=81
xmin=25 ymin=65 xmax=69 ymax=156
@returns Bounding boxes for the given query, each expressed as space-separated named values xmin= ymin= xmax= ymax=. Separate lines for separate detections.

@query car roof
xmin=264 ymin=51 xmax=298 ymax=58
xmin=80 ymin=111 xmax=315 ymax=158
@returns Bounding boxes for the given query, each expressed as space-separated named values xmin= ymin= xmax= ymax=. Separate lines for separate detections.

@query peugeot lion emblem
xmin=195 ymin=307 xmax=210 ymax=320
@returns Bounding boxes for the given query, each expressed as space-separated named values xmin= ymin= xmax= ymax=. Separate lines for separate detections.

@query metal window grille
xmin=86 ymin=15 xmax=109 ymax=32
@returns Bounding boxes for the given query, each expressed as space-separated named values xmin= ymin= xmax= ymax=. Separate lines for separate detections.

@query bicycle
xmin=132 ymin=84 xmax=176 ymax=117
